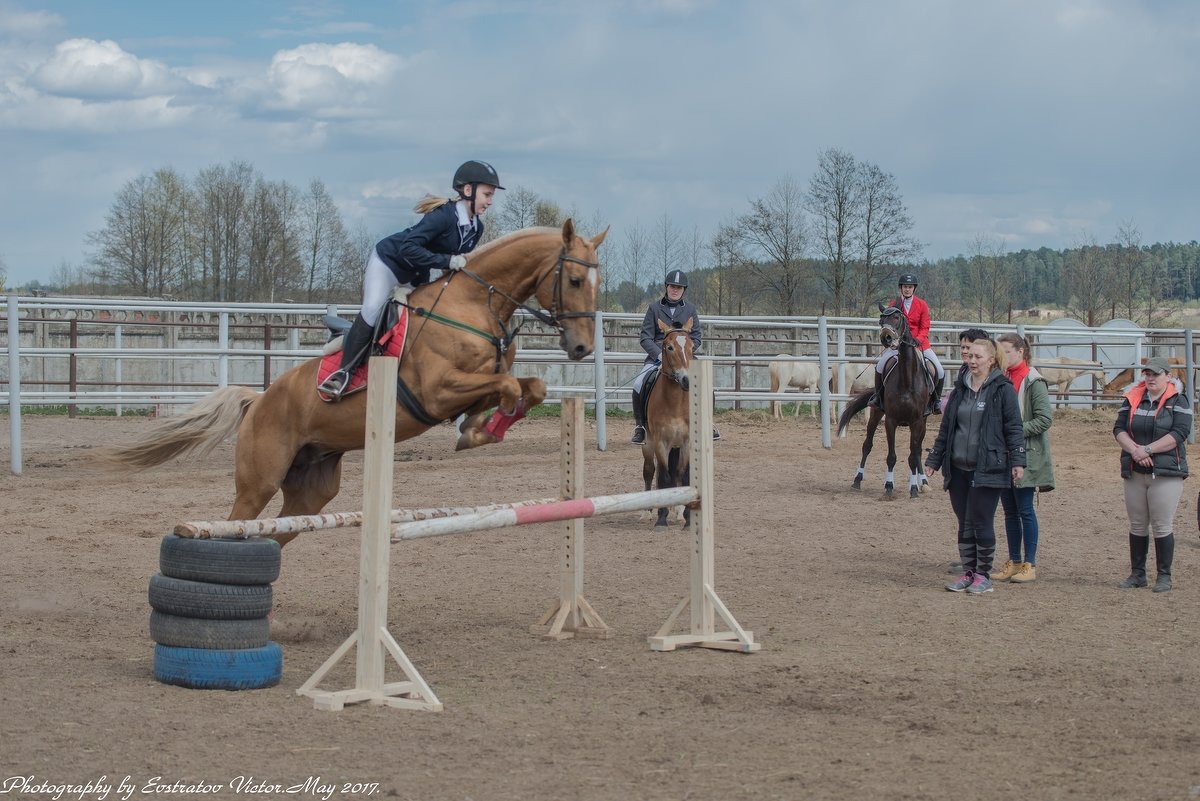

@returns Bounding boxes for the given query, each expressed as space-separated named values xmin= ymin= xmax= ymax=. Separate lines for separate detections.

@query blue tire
xmin=153 ymin=642 xmax=282 ymax=690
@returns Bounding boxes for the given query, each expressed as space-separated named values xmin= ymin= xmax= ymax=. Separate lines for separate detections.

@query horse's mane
xmin=474 ymin=226 xmax=559 ymax=253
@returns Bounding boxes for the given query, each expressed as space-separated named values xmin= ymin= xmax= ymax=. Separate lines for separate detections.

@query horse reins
xmin=404 ymin=247 xmax=599 ymax=374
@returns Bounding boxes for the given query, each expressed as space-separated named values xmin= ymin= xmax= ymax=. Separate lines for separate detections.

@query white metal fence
xmin=4 ymin=294 xmax=1196 ymax=473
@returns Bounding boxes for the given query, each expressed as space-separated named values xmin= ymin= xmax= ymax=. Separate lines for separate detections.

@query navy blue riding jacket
xmin=374 ymin=201 xmax=483 ymax=286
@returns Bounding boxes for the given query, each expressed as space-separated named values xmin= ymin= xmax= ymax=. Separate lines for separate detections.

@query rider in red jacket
xmin=871 ymin=273 xmax=945 ymax=415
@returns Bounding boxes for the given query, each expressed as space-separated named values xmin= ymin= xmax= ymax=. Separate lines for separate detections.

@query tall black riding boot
xmin=1153 ymin=534 xmax=1175 ymax=593
xmin=869 ymin=370 xmax=885 ymax=411
xmin=1118 ymin=534 xmax=1149 ymax=588
xmin=318 ymin=314 xmax=376 ymax=401
xmin=930 ymin=374 xmax=945 ymax=415
xmin=630 ymin=389 xmax=646 ymax=444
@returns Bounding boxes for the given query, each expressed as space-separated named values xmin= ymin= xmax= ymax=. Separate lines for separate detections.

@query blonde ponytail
xmin=414 ymin=195 xmax=451 ymax=214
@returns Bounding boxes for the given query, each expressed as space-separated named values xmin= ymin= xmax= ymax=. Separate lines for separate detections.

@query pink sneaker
xmin=945 ymin=572 xmax=973 ymax=592
xmin=966 ymin=573 xmax=994 ymax=594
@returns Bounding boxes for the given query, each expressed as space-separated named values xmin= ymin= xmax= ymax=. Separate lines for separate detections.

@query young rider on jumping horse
xmin=870 ymin=273 xmax=946 ymax=415
xmin=318 ymin=160 xmax=505 ymax=400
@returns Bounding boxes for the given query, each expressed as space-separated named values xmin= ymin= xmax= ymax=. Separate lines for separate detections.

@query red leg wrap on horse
xmin=482 ymin=399 xmax=526 ymax=441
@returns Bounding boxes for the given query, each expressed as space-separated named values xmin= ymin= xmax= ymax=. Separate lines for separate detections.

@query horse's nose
xmin=570 ymin=342 xmax=591 ymax=360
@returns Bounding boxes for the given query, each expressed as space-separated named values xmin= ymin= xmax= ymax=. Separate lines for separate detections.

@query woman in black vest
xmin=1112 ymin=356 xmax=1190 ymax=592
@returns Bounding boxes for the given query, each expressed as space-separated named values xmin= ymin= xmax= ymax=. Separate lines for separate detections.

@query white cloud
xmin=267 ymin=42 xmax=402 ymax=115
xmin=0 ymin=6 xmax=64 ymax=37
xmin=29 ymin=38 xmax=190 ymax=99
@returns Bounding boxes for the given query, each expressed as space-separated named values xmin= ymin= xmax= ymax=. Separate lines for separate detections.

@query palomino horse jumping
xmin=837 ymin=304 xmax=932 ymax=499
xmin=642 ymin=319 xmax=694 ymax=527
xmin=92 ymin=221 xmax=607 ymax=546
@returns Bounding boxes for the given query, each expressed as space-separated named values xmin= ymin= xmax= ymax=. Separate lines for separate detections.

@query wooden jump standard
xmin=180 ymin=356 xmax=756 ymax=712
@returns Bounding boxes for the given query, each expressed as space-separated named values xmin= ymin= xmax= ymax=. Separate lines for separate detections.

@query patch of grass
xmin=0 ymin=405 xmax=154 ymax=417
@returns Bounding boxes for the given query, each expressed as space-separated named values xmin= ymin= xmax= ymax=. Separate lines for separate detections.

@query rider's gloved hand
xmin=448 ymin=255 xmax=467 ymax=271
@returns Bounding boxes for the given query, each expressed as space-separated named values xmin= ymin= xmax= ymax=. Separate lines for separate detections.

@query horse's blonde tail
xmin=90 ymin=386 xmax=259 ymax=470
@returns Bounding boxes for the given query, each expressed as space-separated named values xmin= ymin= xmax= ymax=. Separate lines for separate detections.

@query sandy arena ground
xmin=2 ymin=406 xmax=1198 ymax=801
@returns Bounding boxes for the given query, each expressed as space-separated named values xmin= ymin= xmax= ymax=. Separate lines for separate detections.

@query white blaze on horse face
xmin=587 ymin=266 xmax=597 ymax=289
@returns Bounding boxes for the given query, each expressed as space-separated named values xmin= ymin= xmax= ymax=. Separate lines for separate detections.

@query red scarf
xmin=1007 ymin=360 xmax=1029 ymax=391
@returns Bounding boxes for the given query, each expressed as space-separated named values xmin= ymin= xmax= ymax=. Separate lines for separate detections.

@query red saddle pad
xmin=316 ymin=307 xmax=408 ymax=401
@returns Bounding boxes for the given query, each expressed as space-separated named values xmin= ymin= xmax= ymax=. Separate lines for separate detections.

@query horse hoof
xmin=909 ymin=487 xmax=920 ymax=499
xmin=851 ymin=480 xmax=862 ymax=491
xmin=655 ymin=519 xmax=668 ymax=528
xmin=455 ymin=429 xmax=499 ymax=451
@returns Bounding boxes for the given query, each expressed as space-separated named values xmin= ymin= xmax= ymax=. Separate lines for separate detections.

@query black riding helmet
xmin=898 ymin=273 xmax=919 ymax=287
xmin=665 ymin=269 xmax=688 ymax=288
xmin=453 ymin=160 xmax=504 ymax=219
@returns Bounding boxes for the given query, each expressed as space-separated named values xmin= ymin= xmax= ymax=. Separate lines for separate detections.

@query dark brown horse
xmin=92 ymin=221 xmax=608 ymax=545
xmin=641 ymin=319 xmax=693 ymax=527
xmin=837 ymin=304 xmax=932 ymax=499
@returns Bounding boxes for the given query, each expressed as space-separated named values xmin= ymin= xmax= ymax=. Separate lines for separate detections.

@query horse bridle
xmin=661 ymin=330 xmax=693 ymax=388
xmin=531 ymin=248 xmax=600 ymax=330
xmin=879 ymin=307 xmax=919 ymax=351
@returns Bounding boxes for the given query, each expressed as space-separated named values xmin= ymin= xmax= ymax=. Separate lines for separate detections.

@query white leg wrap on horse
xmin=909 ymin=474 xmax=920 ymax=489
xmin=885 ymin=470 xmax=895 ymax=485
xmin=855 ymin=467 xmax=865 ymax=479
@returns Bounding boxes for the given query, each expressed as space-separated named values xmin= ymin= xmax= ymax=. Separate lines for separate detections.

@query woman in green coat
xmin=993 ymin=334 xmax=1055 ymax=582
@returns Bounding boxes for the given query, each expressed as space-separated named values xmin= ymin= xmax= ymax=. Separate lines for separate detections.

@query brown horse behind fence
xmin=91 ymin=221 xmax=608 ymax=546
xmin=642 ymin=319 xmax=694 ymax=527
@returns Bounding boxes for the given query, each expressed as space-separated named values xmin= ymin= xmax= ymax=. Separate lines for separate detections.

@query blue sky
xmin=1 ymin=0 xmax=1198 ymax=288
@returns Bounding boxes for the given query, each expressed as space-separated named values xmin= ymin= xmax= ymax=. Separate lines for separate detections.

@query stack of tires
xmin=148 ymin=534 xmax=282 ymax=690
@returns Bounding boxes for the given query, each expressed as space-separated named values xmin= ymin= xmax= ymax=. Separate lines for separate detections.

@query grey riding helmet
xmin=665 ymin=270 xmax=688 ymax=288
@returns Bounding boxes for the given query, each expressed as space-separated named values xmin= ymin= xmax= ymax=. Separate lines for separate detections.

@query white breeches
xmin=876 ymin=347 xmax=944 ymax=378
xmin=360 ymin=250 xmax=414 ymax=327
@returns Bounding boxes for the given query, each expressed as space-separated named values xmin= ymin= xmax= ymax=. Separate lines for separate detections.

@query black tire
xmin=148 ymin=574 xmax=272 ymax=620
xmin=153 ymin=642 xmax=282 ymax=690
xmin=149 ymin=610 xmax=270 ymax=650
xmin=159 ymin=534 xmax=281 ymax=585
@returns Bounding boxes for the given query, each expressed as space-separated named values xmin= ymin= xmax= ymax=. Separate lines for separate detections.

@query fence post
xmin=68 ymin=318 xmax=78 ymax=418
xmin=818 ymin=316 xmax=831 ymax=449
xmin=733 ymin=336 xmax=742 ymax=411
xmin=263 ymin=322 xmax=272 ymax=390
xmin=593 ymin=311 xmax=607 ymax=451
xmin=7 ymin=294 xmax=22 ymax=475
xmin=1187 ymin=328 xmax=1196 ymax=445
xmin=218 ymin=312 xmax=230 ymax=388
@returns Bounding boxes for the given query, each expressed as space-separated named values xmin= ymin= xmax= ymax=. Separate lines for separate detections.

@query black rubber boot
xmin=930 ymin=374 xmax=945 ymax=415
xmin=869 ymin=370 xmax=884 ymax=411
xmin=631 ymin=389 xmax=646 ymax=444
xmin=1118 ymin=534 xmax=1150 ymax=588
xmin=318 ymin=314 xmax=376 ymax=401
xmin=1153 ymin=534 xmax=1174 ymax=593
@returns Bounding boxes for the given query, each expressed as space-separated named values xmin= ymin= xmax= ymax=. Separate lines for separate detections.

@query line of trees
xmin=57 ymin=162 xmax=371 ymax=303
xmin=29 ymin=149 xmax=1200 ymax=328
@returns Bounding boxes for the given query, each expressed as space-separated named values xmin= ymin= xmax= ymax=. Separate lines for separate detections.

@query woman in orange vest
xmin=1112 ymin=356 xmax=1190 ymax=593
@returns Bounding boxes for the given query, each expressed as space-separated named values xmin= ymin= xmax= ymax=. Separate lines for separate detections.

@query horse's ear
xmin=682 ymin=317 xmax=693 ymax=331
xmin=561 ymin=218 xmax=575 ymax=245
xmin=877 ymin=301 xmax=887 ymax=313
xmin=657 ymin=318 xmax=671 ymax=333
xmin=590 ymin=226 xmax=610 ymax=249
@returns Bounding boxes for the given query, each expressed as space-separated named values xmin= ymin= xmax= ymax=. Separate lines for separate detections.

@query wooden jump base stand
xmin=294 ymin=356 xmax=758 ymax=713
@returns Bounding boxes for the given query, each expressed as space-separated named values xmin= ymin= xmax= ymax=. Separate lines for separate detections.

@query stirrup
xmin=318 ymin=369 xmax=351 ymax=398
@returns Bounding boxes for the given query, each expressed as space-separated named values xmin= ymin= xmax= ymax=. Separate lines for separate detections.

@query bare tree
xmin=960 ymin=234 xmax=1015 ymax=323
xmin=616 ymin=222 xmax=652 ymax=311
xmin=1061 ymin=234 xmax=1112 ymax=326
xmin=492 ymin=186 xmax=540 ymax=239
xmin=650 ymin=213 xmax=683 ymax=285
xmin=854 ymin=162 xmax=922 ymax=314
xmin=807 ymin=149 xmax=861 ymax=314
xmin=298 ymin=180 xmax=349 ymax=302
xmin=0 ymin=253 xmax=7 ymax=290
xmin=245 ymin=178 xmax=301 ymax=302
xmin=87 ymin=167 xmax=188 ymax=297
xmin=191 ymin=161 xmax=255 ymax=301
xmin=736 ymin=176 xmax=809 ymax=315
xmin=708 ymin=221 xmax=746 ymax=316
xmin=1110 ymin=221 xmax=1148 ymax=322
